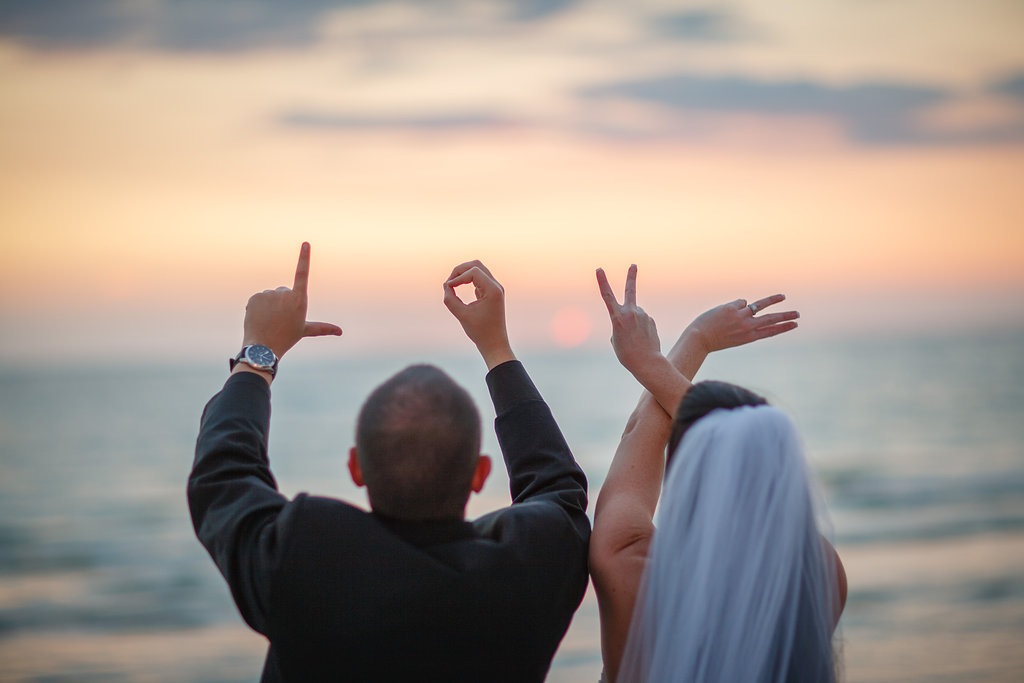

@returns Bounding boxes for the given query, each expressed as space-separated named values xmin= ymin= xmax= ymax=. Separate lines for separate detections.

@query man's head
xmin=349 ymin=364 xmax=490 ymax=521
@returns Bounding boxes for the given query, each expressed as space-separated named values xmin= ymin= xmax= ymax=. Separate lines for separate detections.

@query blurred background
xmin=1 ymin=1 xmax=1022 ymax=681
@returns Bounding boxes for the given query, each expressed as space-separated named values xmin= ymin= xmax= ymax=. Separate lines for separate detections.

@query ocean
xmin=1 ymin=329 xmax=1022 ymax=682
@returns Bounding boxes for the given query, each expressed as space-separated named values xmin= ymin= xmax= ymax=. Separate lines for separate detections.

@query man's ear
xmin=470 ymin=454 xmax=492 ymax=494
xmin=347 ymin=447 xmax=365 ymax=488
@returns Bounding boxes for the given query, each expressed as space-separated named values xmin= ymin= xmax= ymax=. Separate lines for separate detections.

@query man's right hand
xmin=443 ymin=260 xmax=516 ymax=370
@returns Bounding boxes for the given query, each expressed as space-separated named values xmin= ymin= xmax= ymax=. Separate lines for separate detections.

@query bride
xmin=590 ymin=265 xmax=847 ymax=682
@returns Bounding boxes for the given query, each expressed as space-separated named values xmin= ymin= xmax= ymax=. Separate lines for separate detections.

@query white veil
xmin=618 ymin=406 xmax=839 ymax=683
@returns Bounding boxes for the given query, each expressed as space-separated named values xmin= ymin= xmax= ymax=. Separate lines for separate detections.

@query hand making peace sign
xmin=597 ymin=263 xmax=802 ymax=414
xmin=596 ymin=264 xmax=665 ymax=376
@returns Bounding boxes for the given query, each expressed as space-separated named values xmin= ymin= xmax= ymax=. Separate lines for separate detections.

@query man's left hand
xmin=242 ymin=242 xmax=342 ymax=359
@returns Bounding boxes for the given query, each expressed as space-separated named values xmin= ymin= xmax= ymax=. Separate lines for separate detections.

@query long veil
xmin=618 ymin=406 xmax=839 ymax=682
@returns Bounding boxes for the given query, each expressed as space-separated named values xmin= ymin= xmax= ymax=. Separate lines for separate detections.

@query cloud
xmin=652 ymin=8 xmax=747 ymax=42
xmin=276 ymin=70 xmax=1024 ymax=146
xmin=0 ymin=0 xmax=579 ymax=52
xmin=576 ymin=72 xmax=1024 ymax=145
xmin=992 ymin=73 xmax=1024 ymax=100
xmin=0 ymin=0 xmax=355 ymax=52
xmin=580 ymin=73 xmax=945 ymax=117
xmin=506 ymin=0 xmax=579 ymax=23
xmin=278 ymin=109 xmax=515 ymax=132
xmin=13 ymin=2 xmax=1019 ymax=148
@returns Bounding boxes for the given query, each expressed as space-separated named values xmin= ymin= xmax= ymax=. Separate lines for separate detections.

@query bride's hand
xmin=596 ymin=264 xmax=664 ymax=377
xmin=685 ymin=295 xmax=799 ymax=355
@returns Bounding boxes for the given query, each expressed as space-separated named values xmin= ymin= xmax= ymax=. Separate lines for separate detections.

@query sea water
xmin=1 ymin=329 xmax=1022 ymax=682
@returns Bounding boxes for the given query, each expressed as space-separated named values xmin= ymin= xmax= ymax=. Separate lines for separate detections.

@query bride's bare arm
xmin=590 ymin=266 xmax=799 ymax=680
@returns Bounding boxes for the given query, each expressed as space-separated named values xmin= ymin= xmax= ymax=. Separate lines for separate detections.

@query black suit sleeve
xmin=187 ymin=371 xmax=287 ymax=635
xmin=485 ymin=360 xmax=589 ymax=536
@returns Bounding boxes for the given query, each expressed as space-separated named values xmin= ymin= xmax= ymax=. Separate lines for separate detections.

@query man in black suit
xmin=188 ymin=243 xmax=590 ymax=682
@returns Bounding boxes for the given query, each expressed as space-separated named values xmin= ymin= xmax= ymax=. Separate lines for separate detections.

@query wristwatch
xmin=230 ymin=344 xmax=279 ymax=377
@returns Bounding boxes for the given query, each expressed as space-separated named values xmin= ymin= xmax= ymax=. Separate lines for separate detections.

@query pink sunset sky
xmin=1 ymin=1 xmax=1022 ymax=362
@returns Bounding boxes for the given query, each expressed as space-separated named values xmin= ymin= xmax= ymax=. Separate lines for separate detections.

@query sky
xmin=1 ymin=0 xmax=1023 ymax=362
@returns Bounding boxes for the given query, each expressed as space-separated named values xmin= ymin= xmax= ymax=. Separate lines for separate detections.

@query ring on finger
xmin=749 ymin=302 xmax=759 ymax=315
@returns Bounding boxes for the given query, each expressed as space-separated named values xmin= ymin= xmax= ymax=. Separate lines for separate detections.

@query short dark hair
xmin=355 ymin=365 xmax=482 ymax=520
xmin=667 ymin=380 xmax=768 ymax=468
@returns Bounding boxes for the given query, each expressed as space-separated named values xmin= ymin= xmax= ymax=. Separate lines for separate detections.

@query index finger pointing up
xmin=293 ymin=242 xmax=311 ymax=294
xmin=596 ymin=268 xmax=620 ymax=316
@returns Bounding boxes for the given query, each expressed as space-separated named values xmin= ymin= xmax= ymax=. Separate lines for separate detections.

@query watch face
xmin=245 ymin=344 xmax=277 ymax=368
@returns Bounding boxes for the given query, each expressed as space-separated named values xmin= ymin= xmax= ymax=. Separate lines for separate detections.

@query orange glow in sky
xmin=550 ymin=307 xmax=593 ymax=349
xmin=1 ymin=3 xmax=1022 ymax=361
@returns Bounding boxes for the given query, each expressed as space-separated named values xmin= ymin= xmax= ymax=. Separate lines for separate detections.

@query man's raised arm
xmin=188 ymin=242 xmax=341 ymax=631
xmin=442 ymin=260 xmax=587 ymax=512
